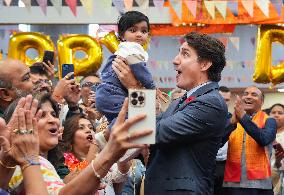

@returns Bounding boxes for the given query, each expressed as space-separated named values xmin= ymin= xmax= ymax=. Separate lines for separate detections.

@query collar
xmin=174 ymin=82 xmax=219 ymax=113
xmin=186 ymin=81 xmax=212 ymax=98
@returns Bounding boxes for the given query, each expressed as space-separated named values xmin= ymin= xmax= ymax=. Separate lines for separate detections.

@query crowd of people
xmin=0 ymin=10 xmax=283 ymax=195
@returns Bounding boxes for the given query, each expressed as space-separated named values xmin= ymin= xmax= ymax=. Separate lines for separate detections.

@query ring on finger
xmin=18 ymin=130 xmax=28 ymax=135
xmin=27 ymin=129 xmax=33 ymax=134
xmin=13 ymin=129 xmax=19 ymax=133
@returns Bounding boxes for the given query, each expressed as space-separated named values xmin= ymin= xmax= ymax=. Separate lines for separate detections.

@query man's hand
xmin=234 ymin=95 xmax=246 ymax=121
xmin=42 ymin=61 xmax=55 ymax=80
xmin=52 ymin=72 xmax=75 ymax=103
xmin=230 ymin=111 xmax=238 ymax=125
xmin=112 ymin=57 xmax=141 ymax=89
xmin=65 ymin=83 xmax=81 ymax=107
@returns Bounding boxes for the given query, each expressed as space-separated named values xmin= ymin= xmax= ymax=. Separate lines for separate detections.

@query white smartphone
xmin=128 ymin=89 xmax=156 ymax=144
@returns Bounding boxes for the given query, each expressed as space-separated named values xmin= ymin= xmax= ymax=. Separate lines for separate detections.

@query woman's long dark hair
xmin=51 ymin=114 xmax=94 ymax=168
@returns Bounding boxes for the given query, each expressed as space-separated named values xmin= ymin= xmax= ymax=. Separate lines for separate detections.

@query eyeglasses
xmin=34 ymin=79 xmax=52 ymax=86
xmin=81 ymin=82 xmax=100 ymax=88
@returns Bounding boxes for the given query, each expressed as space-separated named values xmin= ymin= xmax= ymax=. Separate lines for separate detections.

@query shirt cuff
xmin=95 ymin=131 xmax=107 ymax=150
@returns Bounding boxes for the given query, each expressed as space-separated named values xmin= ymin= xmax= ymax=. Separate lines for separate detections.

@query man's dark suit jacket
xmin=145 ymin=82 xmax=228 ymax=195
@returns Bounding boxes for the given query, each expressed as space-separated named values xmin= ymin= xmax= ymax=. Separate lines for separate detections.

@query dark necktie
xmin=177 ymin=93 xmax=188 ymax=108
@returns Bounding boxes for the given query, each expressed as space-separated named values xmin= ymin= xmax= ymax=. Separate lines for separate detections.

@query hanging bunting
xmin=80 ymin=0 xmax=93 ymax=16
xmin=65 ymin=0 xmax=77 ymax=16
xmin=153 ymin=0 xmax=164 ymax=12
xmin=21 ymin=0 xmax=31 ymax=11
xmin=50 ymin=0 xmax=62 ymax=14
xmin=229 ymin=37 xmax=240 ymax=51
xmin=241 ymin=0 xmax=254 ymax=17
xmin=124 ymin=0 xmax=133 ymax=11
xmin=36 ymin=0 xmax=47 ymax=15
xmin=215 ymin=1 xmax=227 ymax=19
xmin=218 ymin=37 xmax=228 ymax=48
xmin=135 ymin=0 xmax=149 ymax=9
xmin=169 ymin=0 xmax=182 ymax=19
xmin=204 ymin=0 xmax=215 ymax=19
xmin=0 ymin=30 xmax=5 ymax=39
xmin=270 ymin=0 xmax=282 ymax=17
xmin=4 ymin=0 xmax=12 ymax=6
xmin=151 ymin=37 xmax=160 ymax=48
xmin=250 ymin=37 xmax=255 ymax=46
xmin=227 ymin=0 xmax=238 ymax=17
xmin=184 ymin=0 xmax=197 ymax=18
xmin=113 ymin=0 xmax=125 ymax=14
xmin=255 ymin=0 xmax=269 ymax=17
xmin=100 ymin=0 xmax=112 ymax=15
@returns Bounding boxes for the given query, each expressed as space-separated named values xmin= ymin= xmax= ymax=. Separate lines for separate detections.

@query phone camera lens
xmin=131 ymin=92 xmax=138 ymax=98
xmin=131 ymin=99 xmax=138 ymax=106
xmin=138 ymin=96 xmax=144 ymax=102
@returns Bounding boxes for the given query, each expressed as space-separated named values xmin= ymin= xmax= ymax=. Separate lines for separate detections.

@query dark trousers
xmin=222 ymin=187 xmax=273 ymax=195
xmin=213 ymin=160 xmax=226 ymax=195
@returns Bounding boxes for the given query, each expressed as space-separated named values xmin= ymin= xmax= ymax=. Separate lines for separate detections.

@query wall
xmin=0 ymin=24 xmax=284 ymax=89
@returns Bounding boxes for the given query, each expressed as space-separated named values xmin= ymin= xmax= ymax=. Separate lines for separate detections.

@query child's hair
xmin=117 ymin=11 xmax=150 ymax=40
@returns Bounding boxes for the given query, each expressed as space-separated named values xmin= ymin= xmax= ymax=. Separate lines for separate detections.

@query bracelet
xmin=20 ymin=155 xmax=41 ymax=172
xmin=91 ymin=160 xmax=103 ymax=180
xmin=21 ymin=162 xmax=40 ymax=173
xmin=0 ymin=159 xmax=16 ymax=169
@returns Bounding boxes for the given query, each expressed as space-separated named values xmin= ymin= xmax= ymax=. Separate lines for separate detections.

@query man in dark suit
xmin=112 ymin=32 xmax=228 ymax=194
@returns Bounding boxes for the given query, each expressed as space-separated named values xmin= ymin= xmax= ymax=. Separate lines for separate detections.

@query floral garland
xmin=63 ymin=152 xmax=89 ymax=172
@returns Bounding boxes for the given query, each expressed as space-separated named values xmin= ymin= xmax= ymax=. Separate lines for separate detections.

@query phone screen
xmin=43 ymin=50 xmax=54 ymax=65
xmin=61 ymin=64 xmax=74 ymax=79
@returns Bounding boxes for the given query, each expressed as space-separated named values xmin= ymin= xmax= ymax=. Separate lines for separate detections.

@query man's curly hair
xmin=184 ymin=32 xmax=226 ymax=82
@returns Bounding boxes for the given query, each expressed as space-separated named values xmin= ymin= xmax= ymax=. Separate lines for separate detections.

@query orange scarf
xmin=224 ymin=111 xmax=271 ymax=182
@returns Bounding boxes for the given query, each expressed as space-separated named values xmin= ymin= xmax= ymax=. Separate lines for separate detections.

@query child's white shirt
xmin=114 ymin=42 xmax=148 ymax=64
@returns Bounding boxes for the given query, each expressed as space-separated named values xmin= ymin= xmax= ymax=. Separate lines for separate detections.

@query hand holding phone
xmin=128 ymin=89 xmax=156 ymax=144
xmin=43 ymin=50 xmax=54 ymax=65
xmin=62 ymin=64 xmax=74 ymax=79
xmin=273 ymin=142 xmax=284 ymax=153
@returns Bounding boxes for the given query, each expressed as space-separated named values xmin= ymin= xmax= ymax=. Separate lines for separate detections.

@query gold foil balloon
xmin=99 ymin=31 xmax=120 ymax=53
xmin=57 ymin=34 xmax=103 ymax=78
xmin=253 ymin=25 xmax=284 ymax=85
xmin=8 ymin=32 xmax=54 ymax=66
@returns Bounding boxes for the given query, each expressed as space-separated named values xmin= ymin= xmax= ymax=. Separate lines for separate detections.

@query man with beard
xmin=0 ymin=59 xmax=33 ymax=117
xmin=30 ymin=62 xmax=53 ymax=94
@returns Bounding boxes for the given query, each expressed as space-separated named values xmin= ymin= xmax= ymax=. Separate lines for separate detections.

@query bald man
xmin=222 ymin=86 xmax=276 ymax=195
xmin=0 ymin=59 xmax=33 ymax=116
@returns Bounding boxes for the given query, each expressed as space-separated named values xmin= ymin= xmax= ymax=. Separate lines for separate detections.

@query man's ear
xmin=200 ymin=61 xmax=212 ymax=71
xmin=0 ymin=88 xmax=13 ymax=102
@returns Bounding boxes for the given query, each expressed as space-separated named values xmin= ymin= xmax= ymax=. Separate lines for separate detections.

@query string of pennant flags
xmin=1 ymin=0 xmax=283 ymax=24
xmin=169 ymin=0 xmax=283 ymax=19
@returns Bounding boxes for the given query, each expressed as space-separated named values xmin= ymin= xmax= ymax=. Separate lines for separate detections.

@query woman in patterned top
xmin=0 ymin=94 xmax=151 ymax=195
